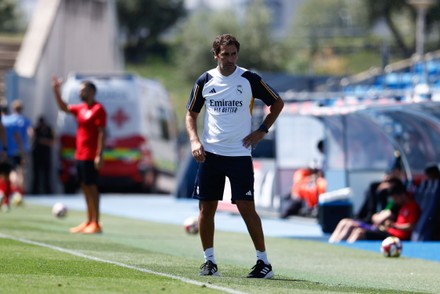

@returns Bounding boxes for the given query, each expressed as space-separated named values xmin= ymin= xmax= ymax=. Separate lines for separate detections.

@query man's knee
xmin=350 ymin=227 xmax=365 ymax=239
xmin=199 ymin=201 xmax=218 ymax=217
xmin=340 ymin=218 xmax=356 ymax=226
xmin=236 ymin=200 xmax=258 ymax=217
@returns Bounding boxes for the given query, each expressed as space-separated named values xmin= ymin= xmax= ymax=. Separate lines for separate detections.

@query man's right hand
xmin=51 ymin=76 xmax=70 ymax=113
xmin=191 ymin=141 xmax=206 ymax=163
xmin=52 ymin=76 xmax=62 ymax=92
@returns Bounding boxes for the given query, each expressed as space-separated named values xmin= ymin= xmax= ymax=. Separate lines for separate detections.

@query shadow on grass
xmin=259 ymin=276 xmax=427 ymax=293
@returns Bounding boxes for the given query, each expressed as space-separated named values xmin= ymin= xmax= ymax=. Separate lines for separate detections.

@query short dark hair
xmin=211 ymin=34 xmax=240 ymax=55
xmin=425 ymin=164 xmax=440 ymax=178
xmin=82 ymin=80 xmax=97 ymax=95
xmin=385 ymin=178 xmax=406 ymax=196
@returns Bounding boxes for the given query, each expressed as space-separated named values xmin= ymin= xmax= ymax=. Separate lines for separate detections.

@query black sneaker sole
xmin=247 ymin=270 xmax=274 ymax=279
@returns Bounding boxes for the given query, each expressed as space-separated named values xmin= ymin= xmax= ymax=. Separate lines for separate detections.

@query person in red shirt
xmin=329 ymin=178 xmax=421 ymax=243
xmin=52 ymin=77 xmax=107 ymax=234
xmin=0 ymin=109 xmax=11 ymax=212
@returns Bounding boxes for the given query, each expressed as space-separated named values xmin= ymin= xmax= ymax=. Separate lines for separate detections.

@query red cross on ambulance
xmin=111 ymin=108 xmax=129 ymax=128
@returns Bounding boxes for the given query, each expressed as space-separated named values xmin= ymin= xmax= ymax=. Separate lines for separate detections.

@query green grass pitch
xmin=1 ymin=203 xmax=440 ymax=293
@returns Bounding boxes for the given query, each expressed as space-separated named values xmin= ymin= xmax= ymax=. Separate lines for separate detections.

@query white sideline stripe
xmin=0 ymin=233 xmax=246 ymax=294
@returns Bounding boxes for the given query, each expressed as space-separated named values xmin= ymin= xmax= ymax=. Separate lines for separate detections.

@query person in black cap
xmin=424 ymin=163 xmax=440 ymax=180
xmin=356 ymin=151 xmax=404 ymax=223
xmin=329 ymin=178 xmax=421 ymax=243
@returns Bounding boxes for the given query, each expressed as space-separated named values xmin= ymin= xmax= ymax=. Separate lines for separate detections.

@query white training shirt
xmin=187 ymin=66 xmax=280 ymax=156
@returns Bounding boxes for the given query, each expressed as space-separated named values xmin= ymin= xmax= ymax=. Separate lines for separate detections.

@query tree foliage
xmin=128 ymin=0 xmax=440 ymax=78
xmin=366 ymin=0 xmax=414 ymax=58
xmin=366 ymin=0 xmax=440 ymax=58
xmin=0 ymin=0 xmax=24 ymax=33
xmin=292 ymin=0 xmax=368 ymax=31
xmin=237 ymin=0 xmax=286 ymax=72
xmin=284 ymin=0 xmax=370 ymax=74
xmin=174 ymin=9 xmax=238 ymax=82
xmin=117 ymin=0 xmax=186 ymax=61
xmin=174 ymin=0 xmax=285 ymax=82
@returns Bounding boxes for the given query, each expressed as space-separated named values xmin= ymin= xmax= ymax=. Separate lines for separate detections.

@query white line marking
xmin=0 ymin=233 xmax=246 ymax=294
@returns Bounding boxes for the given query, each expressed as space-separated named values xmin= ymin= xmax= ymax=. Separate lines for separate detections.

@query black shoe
xmin=247 ymin=260 xmax=274 ymax=279
xmin=199 ymin=260 xmax=219 ymax=276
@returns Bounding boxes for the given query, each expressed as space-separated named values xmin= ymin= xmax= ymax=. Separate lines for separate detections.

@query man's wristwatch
xmin=258 ymin=124 xmax=269 ymax=133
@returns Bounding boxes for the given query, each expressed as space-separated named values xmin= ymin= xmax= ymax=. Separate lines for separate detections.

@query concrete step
xmin=0 ymin=51 xmax=18 ymax=60
xmin=0 ymin=59 xmax=15 ymax=68
xmin=0 ymin=39 xmax=21 ymax=52
xmin=0 ymin=38 xmax=21 ymax=99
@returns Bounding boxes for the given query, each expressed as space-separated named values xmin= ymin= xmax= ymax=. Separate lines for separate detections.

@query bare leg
xmin=199 ymin=200 xmax=218 ymax=250
xmin=347 ymin=227 xmax=366 ymax=243
xmin=81 ymin=184 xmax=94 ymax=222
xmin=82 ymin=184 xmax=100 ymax=223
xmin=16 ymin=164 xmax=25 ymax=192
xmin=78 ymin=183 xmax=101 ymax=234
xmin=329 ymin=218 xmax=359 ymax=243
xmin=236 ymin=200 xmax=265 ymax=251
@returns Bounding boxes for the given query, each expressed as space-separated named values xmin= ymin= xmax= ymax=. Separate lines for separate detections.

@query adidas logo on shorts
xmin=246 ymin=190 xmax=252 ymax=196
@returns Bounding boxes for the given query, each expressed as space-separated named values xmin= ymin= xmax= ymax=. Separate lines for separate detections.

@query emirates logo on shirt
xmin=209 ymin=99 xmax=243 ymax=113
xmin=209 ymin=99 xmax=243 ymax=107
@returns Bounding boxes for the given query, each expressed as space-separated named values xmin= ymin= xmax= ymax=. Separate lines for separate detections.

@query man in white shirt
xmin=186 ymin=33 xmax=284 ymax=278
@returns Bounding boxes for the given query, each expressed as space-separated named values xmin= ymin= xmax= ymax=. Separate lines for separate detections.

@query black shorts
xmin=76 ymin=160 xmax=99 ymax=186
xmin=192 ymin=152 xmax=254 ymax=203
xmin=0 ymin=160 xmax=12 ymax=175
xmin=364 ymin=228 xmax=391 ymax=240
xmin=11 ymin=155 xmax=23 ymax=168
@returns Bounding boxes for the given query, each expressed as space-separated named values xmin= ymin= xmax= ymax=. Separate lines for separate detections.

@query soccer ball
xmin=11 ymin=192 xmax=23 ymax=206
xmin=184 ymin=216 xmax=199 ymax=235
xmin=52 ymin=202 xmax=68 ymax=218
xmin=381 ymin=236 xmax=402 ymax=257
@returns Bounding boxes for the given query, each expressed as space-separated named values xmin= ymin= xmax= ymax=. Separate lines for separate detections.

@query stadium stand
xmin=338 ymin=58 xmax=440 ymax=187
xmin=412 ymin=178 xmax=440 ymax=241
xmin=0 ymin=39 xmax=20 ymax=103
xmin=339 ymin=50 xmax=440 ymax=101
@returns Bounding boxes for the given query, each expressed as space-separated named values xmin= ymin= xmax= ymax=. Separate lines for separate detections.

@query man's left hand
xmin=95 ymin=155 xmax=104 ymax=170
xmin=242 ymin=130 xmax=265 ymax=150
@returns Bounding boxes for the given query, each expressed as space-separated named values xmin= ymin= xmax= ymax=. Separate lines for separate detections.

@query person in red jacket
xmin=52 ymin=77 xmax=107 ymax=234
xmin=280 ymin=166 xmax=327 ymax=218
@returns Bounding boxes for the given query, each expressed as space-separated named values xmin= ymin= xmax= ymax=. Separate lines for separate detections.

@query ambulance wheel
xmin=141 ymin=168 xmax=158 ymax=193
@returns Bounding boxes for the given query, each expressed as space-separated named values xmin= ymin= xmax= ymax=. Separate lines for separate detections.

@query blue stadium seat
xmin=385 ymin=73 xmax=399 ymax=89
xmin=373 ymin=76 xmax=384 ymax=88
xmin=411 ymin=179 xmax=440 ymax=241
xmin=427 ymin=60 xmax=440 ymax=75
xmin=400 ymin=73 xmax=414 ymax=89
xmin=413 ymin=62 xmax=426 ymax=75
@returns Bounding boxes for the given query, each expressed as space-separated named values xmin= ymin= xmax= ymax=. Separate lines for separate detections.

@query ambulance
xmin=57 ymin=72 xmax=178 ymax=193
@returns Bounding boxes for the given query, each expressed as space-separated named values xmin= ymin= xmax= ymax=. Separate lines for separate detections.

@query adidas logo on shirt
xmin=209 ymin=88 xmax=216 ymax=93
